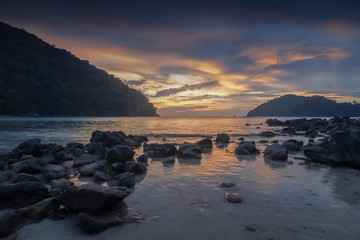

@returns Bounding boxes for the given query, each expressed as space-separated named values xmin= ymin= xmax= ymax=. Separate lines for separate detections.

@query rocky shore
xmin=0 ymin=117 xmax=359 ymax=238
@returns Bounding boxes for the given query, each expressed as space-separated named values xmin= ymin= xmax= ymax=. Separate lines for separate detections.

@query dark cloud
xmin=153 ymin=81 xmax=219 ymax=97
xmin=124 ymin=80 xmax=147 ymax=86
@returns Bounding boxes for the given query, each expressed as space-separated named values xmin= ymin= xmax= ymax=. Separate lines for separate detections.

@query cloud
xmin=153 ymin=81 xmax=219 ymax=97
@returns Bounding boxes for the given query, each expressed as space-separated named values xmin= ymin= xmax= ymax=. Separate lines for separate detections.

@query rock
xmin=162 ymin=156 xmax=176 ymax=164
xmin=281 ymin=127 xmax=295 ymax=135
xmin=84 ymin=142 xmax=104 ymax=155
xmin=196 ymin=138 xmax=213 ymax=151
xmin=91 ymin=131 xmax=126 ymax=148
xmin=259 ymin=140 xmax=269 ymax=143
xmin=235 ymin=141 xmax=259 ymax=155
xmin=50 ymin=178 xmax=74 ymax=191
xmin=266 ymin=119 xmax=283 ymax=126
xmin=0 ymin=181 xmax=50 ymax=209
xmin=128 ymin=135 xmax=148 ymax=145
xmin=125 ymin=138 xmax=140 ymax=148
xmin=177 ymin=143 xmax=202 ymax=159
xmin=94 ymin=171 xmax=110 ymax=181
xmin=282 ymin=139 xmax=303 ymax=151
xmin=125 ymin=162 xmax=147 ymax=174
xmin=42 ymin=164 xmax=69 ymax=180
xmin=66 ymin=142 xmax=84 ymax=149
xmin=216 ymin=133 xmax=230 ymax=143
xmin=220 ymin=182 xmax=236 ymax=188
xmin=11 ymin=157 xmax=47 ymax=174
xmin=264 ymin=144 xmax=288 ymax=161
xmin=12 ymin=173 xmax=42 ymax=183
xmin=79 ymin=162 xmax=103 ymax=176
xmin=259 ymin=131 xmax=275 ymax=137
xmin=0 ymin=161 xmax=5 ymax=171
xmin=73 ymin=155 xmax=96 ymax=167
xmin=245 ymin=225 xmax=257 ymax=232
xmin=305 ymin=130 xmax=319 ymax=138
xmin=0 ymin=198 xmax=59 ymax=238
xmin=110 ymin=163 xmax=125 ymax=172
xmin=12 ymin=139 xmax=43 ymax=157
xmin=271 ymin=140 xmax=279 ymax=144
xmin=77 ymin=202 xmax=127 ymax=234
xmin=118 ymin=172 xmax=135 ymax=188
xmin=143 ymin=143 xmax=177 ymax=158
xmin=238 ymin=137 xmax=245 ymax=141
xmin=225 ymin=192 xmax=242 ymax=203
xmin=106 ymin=145 xmax=135 ymax=164
xmin=136 ymin=152 xmax=149 ymax=163
xmin=57 ymin=184 xmax=130 ymax=212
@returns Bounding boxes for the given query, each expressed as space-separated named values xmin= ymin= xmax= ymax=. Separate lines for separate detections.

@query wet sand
xmin=14 ymin=136 xmax=360 ymax=240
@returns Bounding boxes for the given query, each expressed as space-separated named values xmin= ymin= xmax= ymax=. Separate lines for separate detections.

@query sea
xmin=1 ymin=117 xmax=360 ymax=240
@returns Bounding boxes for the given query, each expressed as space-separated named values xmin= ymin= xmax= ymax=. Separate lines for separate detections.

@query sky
xmin=1 ymin=0 xmax=360 ymax=116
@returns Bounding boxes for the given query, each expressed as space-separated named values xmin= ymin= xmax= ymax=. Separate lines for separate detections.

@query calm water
xmin=1 ymin=117 xmax=360 ymax=239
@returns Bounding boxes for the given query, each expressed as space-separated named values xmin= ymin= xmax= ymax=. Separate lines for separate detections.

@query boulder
xmin=57 ymin=184 xmax=130 ymax=212
xmin=12 ymin=173 xmax=42 ymax=183
xmin=235 ymin=141 xmax=259 ymax=155
xmin=0 ymin=181 xmax=50 ymax=209
xmin=125 ymin=162 xmax=147 ymax=174
xmin=118 ymin=172 xmax=135 ymax=188
xmin=110 ymin=163 xmax=125 ymax=173
xmin=264 ymin=144 xmax=288 ymax=161
xmin=106 ymin=145 xmax=135 ymax=164
xmin=94 ymin=171 xmax=110 ymax=181
xmin=225 ymin=193 xmax=242 ymax=203
xmin=79 ymin=162 xmax=103 ymax=176
xmin=196 ymin=138 xmax=213 ymax=151
xmin=91 ymin=131 xmax=126 ymax=148
xmin=0 ymin=198 xmax=59 ymax=238
xmin=216 ymin=133 xmax=230 ymax=143
xmin=77 ymin=202 xmax=127 ymax=234
xmin=259 ymin=131 xmax=275 ymax=137
xmin=12 ymin=139 xmax=43 ymax=157
xmin=162 ymin=156 xmax=176 ymax=164
xmin=50 ymin=178 xmax=74 ymax=191
xmin=143 ymin=143 xmax=177 ymax=158
xmin=282 ymin=139 xmax=303 ymax=151
xmin=136 ymin=153 xmax=149 ymax=163
xmin=84 ymin=142 xmax=104 ymax=155
xmin=177 ymin=143 xmax=202 ymax=159
xmin=11 ymin=157 xmax=47 ymax=174
xmin=42 ymin=164 xmax=69 ymax=180
xmin=73 ymin=156 xmax=96 ymax=167
xmin=266 ymin=119 xmax=283 ymax=126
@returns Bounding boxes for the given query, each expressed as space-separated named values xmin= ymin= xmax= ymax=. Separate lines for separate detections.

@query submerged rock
xmin=259 ymin=131 xmax=275 ymax=137
xmin=143 ymin=143 xmax=177 ymax=158
xmin=235 ymin=141 xmax=259 ymax=155
xmin=57 ymin=184 xmax=130 ymax=212
xmin=220 ymin=182 xmax=236 ymax=188
xmin=264 ymin=144 xmax=288 ymax=161
xmin=177 ymin=143 xmax=202 ymax=159
xmin=162 ymin=156 xmax=176 ymax=164
xmin=282 ymin=139 xmax=303 ymax=151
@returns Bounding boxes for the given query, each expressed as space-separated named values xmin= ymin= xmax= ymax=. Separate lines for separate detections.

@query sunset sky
xmin=1 ymin=0 xmax=360 ymax=116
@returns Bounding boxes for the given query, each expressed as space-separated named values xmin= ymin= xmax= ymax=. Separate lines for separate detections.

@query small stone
xmin=245 ymin=225 xmax=256 ymax=232
xmin=225 ymin=192 xmax=242 ymax=203
xmin=219 ymin=182 xmax=236 ymax=188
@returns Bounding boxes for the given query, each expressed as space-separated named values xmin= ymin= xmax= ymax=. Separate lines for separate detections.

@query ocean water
xmin=1 ymin=117 xmax=360 ymax=239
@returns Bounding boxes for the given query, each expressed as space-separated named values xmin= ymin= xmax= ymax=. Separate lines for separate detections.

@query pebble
xmin=225 ymin=192 xmax=242 ymax=203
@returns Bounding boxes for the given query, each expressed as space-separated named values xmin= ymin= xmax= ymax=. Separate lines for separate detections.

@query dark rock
xmin=66 ymin=142 xmax=84 ymax=149
xmin=143 ymin=143 xmax=177 ymax=158
xmin=177 ymin=143 xmax=202 ymax=159
xmin=77 ymin=202 xmax=127 ymax=234
xmin=94 ymin=171 xmax=110 ymax=181
xmin=50 ymin=178 xmax=74 ymax=191
xmin=162 ymin=156 xmax=176 ymax=164
xmin=259 ymin=131 xmax=275 ymax=137
xmin=65 ymin=147 xmax=83 ymax=158
xmin=220 ymin=182 xmax=236 ymax=188
xmin=216 ymin=133 xmax=230 ymax=143
xmin=73 ymin=156 xmax=96 ymax=167
xmin=271 ymin=140 xmax=279 ymax=144
xmin=266 ymin=119 xmax=284 ymax=126
xmin=282 ymin=139 xmax=303 ymax=151
xmin=225 ymin=192 xmax=242 ymax=203
xmin=0 ymin=198 xmax=59 ymax=238
xmin=259 ymin=140 xmax=269 ymax=143
xmin=42 ymin=164 xmax=69 ymax=180
xmin=0 ymin=181 xmax=50 ymax=209
xmin=125 ymin=162 xmax=147 ymax=174
xmin=79 ymin=162 xmax=103 ymax=176
xmin=281 ymin=127 xmax=295 ymax=135
xmin=91 ymin=131 xmax=126 ymax=148
xmin=305 ymin=130 xmax=319 ymax=138
xmin=12 ymin=139 xmax=43 ymax=157
xmin=106 ymin=145 xmax=135 ymax=164
xmin=128 ymin=135 xmax=148 ymax=146
xmin=196 ymin=138 xmax=213 ymax=150
xmin=136 ymin=153 xmax=149 ymax=163
xmin=0 ymin=161 xmax=6 ymax=171
xmin=264 ymin=144 xmax=288 ymax=161
xmin=57 ymin=184 xmax=130 ymax=212
xmin=84 ymin=142 xmax=104 ymax=155
xmin=11 ymin=158 xmax=47 ymax=174
xmin=12 ymin=173 xmax=42 ymax=183
xmin=118 ymin=172 xmax=136 ymax=188
xmin=110 ymin=163 xmax=125 ymax=173
xmin=235 ymin=141 xmax=259 ymax=155
xmin=53 ymin=150 xmax=74 ymax=161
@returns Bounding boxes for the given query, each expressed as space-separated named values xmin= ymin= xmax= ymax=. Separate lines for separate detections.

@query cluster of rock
xmin=0 ymin=131 xmax=150 ymax=237
xmin=265 ymin=117 xmax=360 ymax=168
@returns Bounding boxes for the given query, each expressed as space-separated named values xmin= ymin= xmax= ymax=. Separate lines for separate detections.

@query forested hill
xmin=247 ymin=94 xmax=360 ymax=117
xmin=0 ymin=22 xmax=158 ymax=116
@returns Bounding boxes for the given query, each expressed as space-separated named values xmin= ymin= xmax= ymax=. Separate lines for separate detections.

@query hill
xmin=247 ymin=94 xmax=360 ymax=117
xmin=0 ymin=22 xmax=158 ymax=116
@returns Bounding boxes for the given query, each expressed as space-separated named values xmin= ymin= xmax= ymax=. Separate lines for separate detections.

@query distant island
xmin=247 ymin=94 xmax=360 ymax=117
xmin=0 ymin=22 xmax=158 ymax=117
